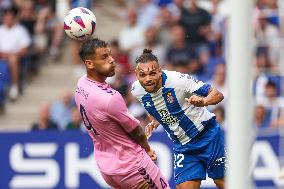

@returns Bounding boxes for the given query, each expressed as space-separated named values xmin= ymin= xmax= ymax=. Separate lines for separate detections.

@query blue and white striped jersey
xmin=131 ymin=70 xmax=215 ymax=148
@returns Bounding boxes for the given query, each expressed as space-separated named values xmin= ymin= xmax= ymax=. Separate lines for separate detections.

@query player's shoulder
xmin=76 ymin=75 xmax=87 ymax=87
xmin=76 ymin=76 xmax=117 ymax=101
xmin=163 ymin=70 xmax=189 ymax=86
xmin=163 ymin=70 xmax=191 ymax=79
xmin=131 ymin=80 xmax=147 ymax=98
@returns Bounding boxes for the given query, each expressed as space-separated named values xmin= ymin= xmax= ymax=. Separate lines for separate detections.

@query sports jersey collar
xmin=162 ymin=71 xmax=167 ymax=87
xmin=85 ymin=75 xmax=108 ymax=86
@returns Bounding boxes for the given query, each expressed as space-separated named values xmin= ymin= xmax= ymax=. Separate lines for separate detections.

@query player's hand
xmin=146 ymin=148 xmax=157 ymax=162
xmin=145 ymin=121 xmax=158 ymax=139
xmin=185 ymin=95 xmax=207 ymax=107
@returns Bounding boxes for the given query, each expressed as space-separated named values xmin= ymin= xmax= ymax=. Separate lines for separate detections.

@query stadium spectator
xmin=34 ymin=0 xmax=64 ymax=59
xmin=164 ymin=24 xmax=196 ymax=73
xmin=137 ymin=0 xmax=159 ymax=29
xmin=50 ymin=90 xmax=75 ymax=130
xmin=255 ymin=0 xmax=279 ymax=27
xmin=209 ymin=63 xmax=227 ymax=99
xmin=255 ymin=11 xmax=280 ymax=67
xmin=179 ymin=0 xmax=211 ymax=48
xmin=209 ymin=0 xmax=226 ymax=45
xmin=31 ymin=103 xmax=58 ymax=131
xmin=0 ymin=7 xmax=31 ymax=100
xmin=66 ymin=107 xmax=83 ymax=130
xmin=155 ymin=6 xmax=178 ymax=47
xmin=131 ymin=26 xmax=166 ymax=68
xmin=253 ymin=104 xmax=271 ymax=128
xmin=212 ymin=105 xmax=226 ymax=129
xmin=195 ymin=46 xmax=225 ymax=82
xmin=118 ymin=8 xmax=145 ymax=52
xmin=18 ymin=0 xmax=37 ymax=37
xmin=256 ymin=80 xmax=284 ymax=127
xmin=109 ymin=64 xmax=129 ymax=97
xmin=254 ymin=51 xmax=271 ymax=74
xmin=109 ymin=40 xmax=131 ymax=74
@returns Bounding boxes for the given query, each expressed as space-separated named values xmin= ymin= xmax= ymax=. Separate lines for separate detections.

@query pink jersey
xmin=74 ymin=76 xmax=147 ymax=175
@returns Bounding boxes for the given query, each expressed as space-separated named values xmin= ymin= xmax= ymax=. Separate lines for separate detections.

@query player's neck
xmin=156 ymin=78 xmax=163 ymax=91
xmin=151 ymin=77 xmax=163 ymax=93
xmin=87 ymin=73 xmax=106 ymax=84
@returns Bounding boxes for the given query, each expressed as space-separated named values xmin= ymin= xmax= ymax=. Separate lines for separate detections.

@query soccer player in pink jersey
xmin=74 ymin=38 xmax=170 ymax=189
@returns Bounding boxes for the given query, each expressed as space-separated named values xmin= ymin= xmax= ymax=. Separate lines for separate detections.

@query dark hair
xmin=79 ymin=38 xmax=108 ymax=61
xmin=3 ymin=7 xmax=18 ymax=16
xmin=135 ymin=48 xmax=158 ymax=64
xmin=266 ymin=80 xmax=276 ymax=88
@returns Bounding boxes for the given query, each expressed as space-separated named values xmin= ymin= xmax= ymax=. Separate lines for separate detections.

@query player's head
xmin=135 ymin=49 xmax=162 ymax=93
xmin=79 ymin=38 xmax=115 ymax=79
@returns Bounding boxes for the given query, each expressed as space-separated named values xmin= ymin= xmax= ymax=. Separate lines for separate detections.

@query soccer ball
xmin=64 ymin=7 xmax=96 ymax=41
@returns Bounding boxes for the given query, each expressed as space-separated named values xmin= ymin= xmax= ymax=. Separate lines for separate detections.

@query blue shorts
xmin=174 ymin=120 xmax=226 ymax=185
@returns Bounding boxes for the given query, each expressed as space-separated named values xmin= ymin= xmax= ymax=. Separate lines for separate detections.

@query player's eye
xmin=150 ymin=72 xmax=156 ymax=76
xmin=102 ymin=54 xmax=108 ymax=59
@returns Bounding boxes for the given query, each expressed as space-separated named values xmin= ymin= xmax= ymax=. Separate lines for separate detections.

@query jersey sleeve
xmin=107 ymin=93 xmax=140 ymax=133
xmin=178 ymin=73 xmax=211 ymax=97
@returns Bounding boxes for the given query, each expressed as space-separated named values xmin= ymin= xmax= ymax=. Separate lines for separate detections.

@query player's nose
xmin=109 ymin=56 xmax=115 ymax=64
xmin=145 ymin=76 xmax=153 ymax=83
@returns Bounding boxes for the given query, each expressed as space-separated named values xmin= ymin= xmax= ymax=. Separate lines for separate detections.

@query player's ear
xmin=158 ymin=64 xmax=162 ymax=74
xmin=85 ymin=59 xmax=95 ymax=69
xmin=134 ymin=64 xmax=139 ymax=76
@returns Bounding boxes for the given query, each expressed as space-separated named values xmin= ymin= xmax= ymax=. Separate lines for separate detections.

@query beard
xmin=144 ymin=83 xmax=159 ymax=93
xmin=97 ymin=67 xmax=115 ymax=77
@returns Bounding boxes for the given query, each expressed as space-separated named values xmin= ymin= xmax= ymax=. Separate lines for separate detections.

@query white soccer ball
xmin=64 ymin=7 xmax=96 ymax=41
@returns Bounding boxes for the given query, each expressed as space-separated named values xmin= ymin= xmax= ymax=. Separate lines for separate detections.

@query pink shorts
xmin=100 ymin=155 xmax=170 ymax=189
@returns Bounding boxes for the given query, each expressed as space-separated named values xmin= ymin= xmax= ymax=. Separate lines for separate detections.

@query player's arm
xmin=128 ymin=126 xmax=157 ymax=161
xmin=128 ymin=126 xmax=150 ymax=151
xmin=186 ymin=87 xmax=224 ymax=107
xmin=203 ymin=87 xmax=224 ymax=105
xmin=107 ymin=93 xmax=157 ymax=161
xmin=179 ymin=74 xmax=224 ymax=107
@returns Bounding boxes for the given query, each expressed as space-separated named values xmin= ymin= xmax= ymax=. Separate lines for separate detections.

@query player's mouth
xmin=110 ymin=65 xmax=116 ymax=71
xmin=145 ymin=83 xmax=155 ymax=87
xmin=144 ymin=82 xmax=156 ymax=91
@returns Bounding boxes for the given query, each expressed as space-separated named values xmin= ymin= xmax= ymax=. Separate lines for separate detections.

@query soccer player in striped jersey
xmin=131 ymin=49 xmax=226 ymax=189
xmin=75 ymin=39 xmax=170 ymax=189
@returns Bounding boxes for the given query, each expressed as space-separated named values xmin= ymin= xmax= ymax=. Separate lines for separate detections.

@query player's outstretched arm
xmin=186 ymin=87 xmax=224 ymax=107
xmin=129 ymin=126 xmax=157 ymax=161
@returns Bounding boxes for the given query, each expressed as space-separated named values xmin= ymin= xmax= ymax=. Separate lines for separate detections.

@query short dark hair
xmin=266 ymin=80 xmax=276 ymax=88
xmin=135 ymin=48 xmax=158 ymax=64
xmin=3 ymin=7 xmax=18 ymax=17
xmin=79 ymin=38 xmax=108 ymax=61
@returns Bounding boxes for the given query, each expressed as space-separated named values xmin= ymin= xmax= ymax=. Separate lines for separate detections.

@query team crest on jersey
xmin=166 ymin=92 xmax=174 ymax=104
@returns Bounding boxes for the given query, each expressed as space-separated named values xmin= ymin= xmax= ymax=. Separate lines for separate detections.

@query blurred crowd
xmin=0 ymin=0 xmax=64 ymax=110
xmin=0 ymin=0 xmax=283 ymax=131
